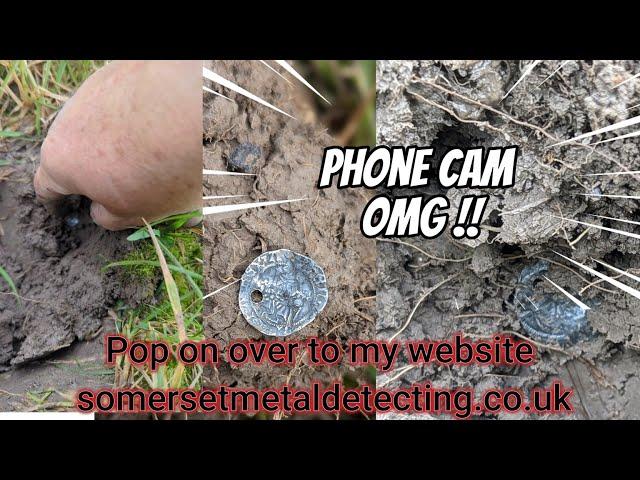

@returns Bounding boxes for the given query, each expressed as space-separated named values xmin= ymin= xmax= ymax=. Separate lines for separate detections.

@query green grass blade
xmin=150 ymin=210 xmax=201 ymax=229
xmin=143 ymin=219 xmax=187 ymax=344
xmin=54 ymin=61 xmax=68 ymax=84
xmin=126 ymin=228 xmax=160 ymax=242
xmin=157 ymin=238 xmax=203 ymax=299
xmin=0 ymin=130 xmax=23 ymax=138
xmin=0 ymin=265 xmax=20 ymax=305
xmin=102 ymin=260 xmax=202 ymax=280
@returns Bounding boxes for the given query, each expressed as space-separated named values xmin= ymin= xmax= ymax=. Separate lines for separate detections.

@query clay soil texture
xmin=202 ymin=60 xmax=375 ymax=402
xmin=377 ymin=60 xmax=640 ymax=419
xmin=0 ymin=139 xmax=150 ymax=410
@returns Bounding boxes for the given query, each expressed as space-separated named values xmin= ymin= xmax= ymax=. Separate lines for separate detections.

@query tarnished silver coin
xmin=239 ymin=249 xmax=328 ymax=336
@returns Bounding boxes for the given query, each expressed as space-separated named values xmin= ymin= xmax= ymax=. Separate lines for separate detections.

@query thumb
xmin=34 ymin=135 xmax=77 ymax=209
xmin=33 ymin=165 xmax=73 ymax=206
xmin=90 ymin=202 xmax=141 ymax=231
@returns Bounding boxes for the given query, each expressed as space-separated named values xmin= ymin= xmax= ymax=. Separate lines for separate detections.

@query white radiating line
xmin=580 ymin=193 xmax=640 ymax=200
xmin=275 ymin=60 xmax=331 ymax=105
xmin=591 ymin=258 xmax=640 ymax=284
xmin=542 ymin=275 xmax=590 ymax=310
xmin=613 ymin=72 xmax=640 ymax=89
xmin=259 ymin=60 xmax=292 ymax=85
xmin=203 ymin=194 xmax=247 ymax=200
xmin=203 ymin=198 xmax=307 ymax=216
xmin=550 ymin=215 xmax=640 ymax=241
xmin=580 ymin=170 xmax=640 ymax=177
xmin=538 ymin=61 xmax=570 ymax=87
xmin=202 ymin=86 xmax=233 ymax=102
xmin=202 ymin=67 xmax=296 ymax=119
xmin=627 ymin=103 xmax=640 ymax=111
xmin=550 ymin=114 xmax=640 ymax=147
xmin=591 ymin=129 xmax=640 ymax=145
xmin=203 ymin=169 xmax=255 ymax=176
xmin=553 ymin=250 xmax=640 ymax=301
xmin=587 ymin=213 xmax=640 ymax=227
xmin=502 ymin=60 xmax=541 ymax=101
xmin=524 ymin=294 xmax=539 ymax=310
xmin=203 ymin=279 xmax=240 ymax=300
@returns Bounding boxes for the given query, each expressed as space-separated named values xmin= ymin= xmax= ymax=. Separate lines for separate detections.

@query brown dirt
xmin=202 ymin=60 xmax=375 ymax=392
xmin=0 ymin=140 xmax=152 ymax=409
xmin=0 ymin=317 xmax=112 ymax=411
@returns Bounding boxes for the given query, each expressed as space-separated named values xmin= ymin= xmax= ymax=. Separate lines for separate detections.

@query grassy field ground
xmin=1 ymin=60 xmax=105 ymax=139
xmin=1 ymin=60 xmax=203 ymax=410
xmin=109 ymin=214 xmax=203 ymax=390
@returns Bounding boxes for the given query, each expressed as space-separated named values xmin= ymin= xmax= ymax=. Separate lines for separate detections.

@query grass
xmin=0 ymin=60 xmax=105 ymax=139
xmin=105 ymin=211 xmax=204 ymax=390
xmin=0 ymin=265 xmax=19 ymax=305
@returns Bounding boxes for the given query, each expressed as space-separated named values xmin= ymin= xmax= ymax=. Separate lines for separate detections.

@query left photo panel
xmin=0 ymin=61 xmax=203 ymax=414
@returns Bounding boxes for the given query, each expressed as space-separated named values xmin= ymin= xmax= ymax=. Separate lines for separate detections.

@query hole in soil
xmin=432 ymin=124 xmax=491 ymax=156
xmin=488 ymin=209 xmax=503 ymax=228
xmin=251 ymin=290 xmax=263 ymax=303
xmin=501 ymin=244 xmax=523 ymax=256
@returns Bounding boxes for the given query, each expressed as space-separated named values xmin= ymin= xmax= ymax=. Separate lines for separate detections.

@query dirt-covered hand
xmin=34 ymin=60 xmax=202 ymax=230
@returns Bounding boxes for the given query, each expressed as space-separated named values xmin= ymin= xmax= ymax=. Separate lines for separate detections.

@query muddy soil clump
xmin=203 ymin=60 xmax=375 ymax=391
xmin=377 ymin=60 xmax=640 ymax=419
xmin=0 ymin=142 xmax=151 ymax=375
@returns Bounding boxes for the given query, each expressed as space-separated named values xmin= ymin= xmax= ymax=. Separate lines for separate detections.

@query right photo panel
xmin=376 ymin=60 xmax=640 ymax=420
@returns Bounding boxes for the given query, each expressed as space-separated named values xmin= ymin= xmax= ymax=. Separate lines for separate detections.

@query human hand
xmin=34 ymin=60 xmax=201 ymax=230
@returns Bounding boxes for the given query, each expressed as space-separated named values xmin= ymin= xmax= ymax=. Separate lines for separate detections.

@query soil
xmin=0 ymin=318 xmax=113 ymax=411
xmin=376 ymin=60 xmax=640 ymax=419
xmin=0 ymin=140 xmax=151 ymax=410
xmin=202 ymin=60 xmax=375 ymax=393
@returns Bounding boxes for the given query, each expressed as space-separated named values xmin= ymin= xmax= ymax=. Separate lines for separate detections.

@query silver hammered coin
xmin=239 ymin=249 xmax=328 ymax=336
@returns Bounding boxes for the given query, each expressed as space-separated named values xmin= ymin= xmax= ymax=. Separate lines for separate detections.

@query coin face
xmin=516 ymin=260 xmax=592 ymax=345
xmin=239 ymin=249 xmax=328 ymax=336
